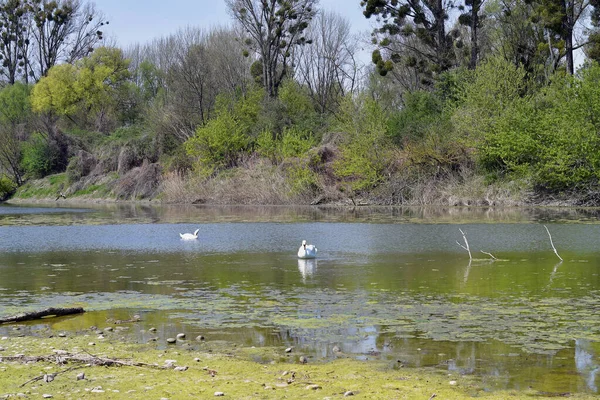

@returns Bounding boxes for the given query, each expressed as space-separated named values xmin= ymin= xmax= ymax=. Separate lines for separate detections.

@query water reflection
xmin=297 ymin=258 xmax=317 ymax=282
xmin=576 ymin=339 xmax=599 ymax=392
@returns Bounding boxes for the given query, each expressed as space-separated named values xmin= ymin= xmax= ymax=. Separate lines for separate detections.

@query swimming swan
xmin=297 ymin=240 xmax=317 ymax=259
xmin=180 ymin=229 xmax=199 ymax=240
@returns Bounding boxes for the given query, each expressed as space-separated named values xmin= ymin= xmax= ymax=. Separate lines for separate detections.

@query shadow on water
xmin=0 ymin=203 xmax=599 ymax=395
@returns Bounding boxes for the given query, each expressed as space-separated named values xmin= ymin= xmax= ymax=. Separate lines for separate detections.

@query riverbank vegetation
xmin=2 ymin=0 xmax=600 ymax=206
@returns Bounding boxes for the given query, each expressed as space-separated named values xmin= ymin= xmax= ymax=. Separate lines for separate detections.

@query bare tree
xmin=28 ymin=0 xmax=108 ymax=80
xmin=226 ymin=0 xmax=318 ymax=97
xmin=0 ymin=0 xmax=31 ymax=84
xmin=293 ymin=10 xmax=361 ymax=113
xmin=129 ymin=26 xmax=252 ymax=143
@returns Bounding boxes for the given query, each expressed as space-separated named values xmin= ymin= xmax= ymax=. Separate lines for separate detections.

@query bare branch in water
xmin=456 ymin=228 xmax=472 ymax=260
xmin=480 ymin=250 xmax=497 ymax=260
xmin=544 ymin=225 xmax=563 ymax=261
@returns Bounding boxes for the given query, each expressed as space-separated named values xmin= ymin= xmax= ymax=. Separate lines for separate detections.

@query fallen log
xmin=0 ymin=307 xmax=85 ymax=324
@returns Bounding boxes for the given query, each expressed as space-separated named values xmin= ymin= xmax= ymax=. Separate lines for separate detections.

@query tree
xmin=458 ymin=0 xmax=487 ymax=69
xmin=293 ymin=10 xmax=361 ymax=113
xmin=528 ymin=0 xmax=591 ymax=74
xmin=0 ymin=0 xmax=31 ymax=84
xmin=361 ymin=0 xmax=457 ymax=85
xmin=28 ymin=0 xmax=108 ymax=80
xmin=0 ymin=82 xmax=31 ymax=184
xmin=484 ymin=0 xmax=549 ymax=80
xmin=31 ymin=46 xmax=131 ymax=132
xmin=226 ymin=0 xmax=318 ymax=97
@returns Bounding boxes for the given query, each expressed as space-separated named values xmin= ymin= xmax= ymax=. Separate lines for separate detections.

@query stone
xmin=176 ymin=333 xmax=186 ymax=340
xmin=166 ymin=338 xmax=176 ymax=344
xmin=214 ymin=392 xmax=225 ymax=396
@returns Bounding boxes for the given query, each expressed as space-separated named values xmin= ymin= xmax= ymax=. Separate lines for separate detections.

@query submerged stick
xmin=456 ymin=228 xmax=472 ymax=260
xmin=0 ymin=307 xmax=84 ymax=324
xmin=544 ymin=225 xmax=563 ymax=261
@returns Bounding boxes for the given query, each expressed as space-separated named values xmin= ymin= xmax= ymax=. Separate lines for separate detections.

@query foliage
xmin=332 ymin=95 xmax=392 ymax=191
xmin=452 ymin=56 xmax=528 ymax=145
xmin=20 ymin=132 xmax=63 ymax=179
xmin=257 ymin=126 xmax=316 ymax=164
xmin=473 ymin=62 xmax=600 ymax=192
xmin=31 ymin=47 xmax=132 ymax=132
xmin=0 ymin=174 xmax=17 ymax=199
xmin=387 ymin=91 xmax=444 ymax=146
xmin=284 ymin=159 xmax=319 ymax=196
xmin=185 ymin=105 xmax=251 ymax=177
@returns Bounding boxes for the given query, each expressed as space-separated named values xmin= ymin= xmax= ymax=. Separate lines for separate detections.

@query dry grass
xmin=160 ymin=160 xmax=300 ymax=205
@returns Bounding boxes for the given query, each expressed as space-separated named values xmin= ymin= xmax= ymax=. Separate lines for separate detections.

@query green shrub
xmin=185 ymin=110 xmax=250 ymax=176
xmin=0 ymin=175 xmax=17 ymax=199
xmin=257 ymin=127 xmax=316 ymax=164
xmin=387 ymin=91 xmax=444 ymax=146
xmin=21 ymin=133 xmax=63 ymax=179
xmin=332 ymin=95 xmax=392 ymax=191
xmin=285 ymin=160 xmax=318 ymax=196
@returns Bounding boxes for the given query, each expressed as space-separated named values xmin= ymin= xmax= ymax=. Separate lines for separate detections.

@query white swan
xmin=297 ymin=240 xmax=317 ymax=259
xmin=179 ymin=229 xmax=199 ymax=240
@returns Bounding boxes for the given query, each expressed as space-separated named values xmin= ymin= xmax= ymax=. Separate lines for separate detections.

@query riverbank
xmin=0 ymin=331 xmax=594 ymax=399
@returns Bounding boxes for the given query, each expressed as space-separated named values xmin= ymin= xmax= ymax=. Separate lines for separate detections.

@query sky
xmin=98 ymin=0 xmax=375 ymax=49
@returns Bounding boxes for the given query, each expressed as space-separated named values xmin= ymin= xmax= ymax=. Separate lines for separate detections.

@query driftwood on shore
xmin=11 ymin=350 xmax=169 ymax=387
xmin=0 ymin=307 xmax=85 ymax=324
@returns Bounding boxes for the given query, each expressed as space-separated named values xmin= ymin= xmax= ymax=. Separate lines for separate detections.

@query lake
xmin=0 ymin=203 xmax=599 ymax=395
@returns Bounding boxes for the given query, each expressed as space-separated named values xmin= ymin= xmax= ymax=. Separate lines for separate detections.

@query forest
xmin=2 ymin=0 xmax=600 ymax=206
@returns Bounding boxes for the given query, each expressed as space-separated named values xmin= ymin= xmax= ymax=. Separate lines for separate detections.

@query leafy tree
xmin=31 ymin=47 xmax=131 ymax=132
xmin=20 ymin=131 xmax=62 ymax=178
xmin=226 ymin=0 xmax=317 ymax=97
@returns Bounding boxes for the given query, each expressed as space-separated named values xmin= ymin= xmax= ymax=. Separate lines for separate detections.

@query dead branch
xmin=480 ymin=250 xmax=497 ymax=260
xmin=20 ymin=365 xmax=87 ymax=387
xmin=0 ymin=307 xmax=85 ymax=324
xmin=544 ymin=225 xmax=563 ymax=261
xmin=456 ymin=228 xmax=472 ymax=260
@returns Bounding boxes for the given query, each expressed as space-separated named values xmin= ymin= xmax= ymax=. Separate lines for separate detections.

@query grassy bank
xmin=0 ymin=331 xmax=595 ymax=399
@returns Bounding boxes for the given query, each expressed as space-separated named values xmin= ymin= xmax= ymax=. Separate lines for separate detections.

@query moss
xmin=2 ymin=333 xmax=590 ymax=399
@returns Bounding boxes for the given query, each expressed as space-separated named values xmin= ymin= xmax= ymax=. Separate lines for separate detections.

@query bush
xmin=332 ymin=95 xmax=393 ymax=191
xmin=0 ymin=175 xmax=17 ymax=199
xmin=387 ymin=91 xmax=444 ymax=146
xmin=21 ymin=133 xmax=63 ymax=179
xmin=257 ymin=127 xmax=316 ymax=164
xmin=185 ymin=109 xmax=250 ymax=176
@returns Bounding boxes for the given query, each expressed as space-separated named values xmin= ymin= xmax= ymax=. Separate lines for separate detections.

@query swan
xmin=179 ymin=229 xmax=199 ymax=240
xmin=297 ymin=240 xmax=317 ymax=259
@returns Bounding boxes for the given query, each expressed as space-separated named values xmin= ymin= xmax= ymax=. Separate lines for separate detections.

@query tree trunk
xmin=469 ymin=3 xmax=480 ymax=70
xmin=0 ymin=307 xmax=85 ymax=324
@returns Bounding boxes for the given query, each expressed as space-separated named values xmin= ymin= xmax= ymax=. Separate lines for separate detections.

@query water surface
xmin=0 ymin=203 xmax=598 ymax=395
